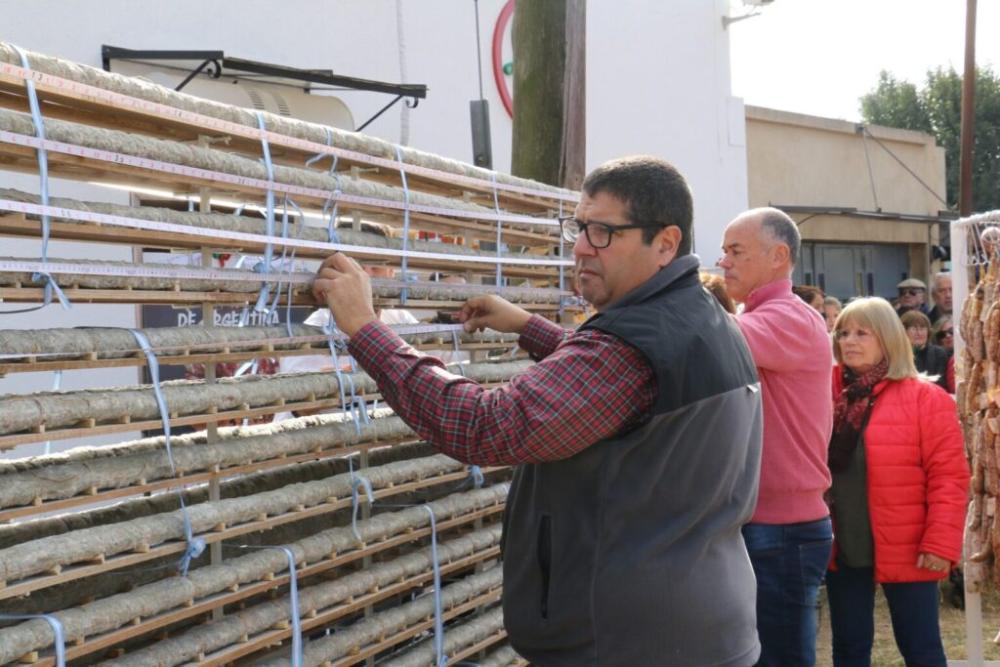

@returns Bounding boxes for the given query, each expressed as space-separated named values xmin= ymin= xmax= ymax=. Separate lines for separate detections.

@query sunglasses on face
xmin=899 ymin=288 xmax=925 ymax=297
xmin=936 ymin=329 xmax=954 ymax=340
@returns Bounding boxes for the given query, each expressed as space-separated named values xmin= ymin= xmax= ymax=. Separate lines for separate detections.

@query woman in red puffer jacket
xmin=826 ymin=297 xmax=969 ymax=667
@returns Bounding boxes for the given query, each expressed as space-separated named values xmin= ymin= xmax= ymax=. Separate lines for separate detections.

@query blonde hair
xmin=832 ymin=297 xmax=918 ymax=380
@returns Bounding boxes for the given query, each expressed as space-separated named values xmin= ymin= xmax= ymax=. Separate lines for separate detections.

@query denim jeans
xmin=742 ymin=517 xmax=833 ymax=667
xmin=825 ymin=565 xmax=946 ymax=667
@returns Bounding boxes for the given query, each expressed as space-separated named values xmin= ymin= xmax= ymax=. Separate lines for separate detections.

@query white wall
xmin=0 ymin=0 xmax=747 ymax=454
xmin=587 ymin=0 xmax=747 ymax=260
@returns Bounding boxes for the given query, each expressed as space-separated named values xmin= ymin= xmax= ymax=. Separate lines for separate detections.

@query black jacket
xmin=913 ymin=343 xmax=950 ymax=390
xmin=501 ymin=255 xmax=763 ymax=666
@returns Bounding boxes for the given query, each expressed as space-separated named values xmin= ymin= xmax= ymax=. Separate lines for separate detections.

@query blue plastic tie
xmin=323 ymin=175 xmax=343 ymax=244
xmin=277 ymin=546 xmax=304 ymax=667
xmin=130 ymin=329 xmax=206 ymax=574
xmin=557 ymin=201 xmax=566 ymax=321
xmin=0 ymin=613 xmax=66 ymax=667
xmin=349 ymin=459 xmax=375 ymax=543
xmin=254 ymin=111 xmax=276 ymax=313
xmin=491 ymin=173 xmax=503 ymax=288
xmin=12 ymin=45 xmax=51 ymax=262
xmin=421 ymin=505 xmax=447 ymax=667
xmin=450 ymin=329 xmax=466 ymax=377
xmin=469 ymin=465 xmax=484 ymax=488
xmin=395 ymin=146 xmax=412 ymax=304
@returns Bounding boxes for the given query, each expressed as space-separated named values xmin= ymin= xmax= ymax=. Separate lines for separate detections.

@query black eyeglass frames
xmin=558 ymin=216 xmax=666 ymax=249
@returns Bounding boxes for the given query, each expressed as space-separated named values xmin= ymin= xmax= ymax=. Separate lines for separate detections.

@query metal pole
xmin=959 ymin=0 xmax=977 ymax=216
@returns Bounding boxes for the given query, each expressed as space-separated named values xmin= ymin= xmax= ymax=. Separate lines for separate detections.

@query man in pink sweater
xmin=719 ymin=207 xmax=833 ymax=667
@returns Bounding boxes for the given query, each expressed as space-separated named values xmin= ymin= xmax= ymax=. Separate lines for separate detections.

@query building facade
xmin=745 ymin=105 xmax=950 ymax=302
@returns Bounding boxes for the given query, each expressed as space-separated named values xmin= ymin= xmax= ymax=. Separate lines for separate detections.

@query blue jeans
xmin=826 ymin=565 xmax=946 ymax=667
xmin=742 ymin=517 xmax=833 ymax=667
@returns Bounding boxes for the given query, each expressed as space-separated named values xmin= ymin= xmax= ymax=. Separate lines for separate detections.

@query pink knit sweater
xmin=737 ymin=279 xmax=833 ymax=524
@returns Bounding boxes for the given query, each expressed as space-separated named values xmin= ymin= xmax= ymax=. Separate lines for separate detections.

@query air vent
xmin=246 ymin=88 xmax=266 ymax=110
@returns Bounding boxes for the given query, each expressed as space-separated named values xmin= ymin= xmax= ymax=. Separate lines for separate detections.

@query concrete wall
xmin=745 ymin=105 xmax=946 ymax=286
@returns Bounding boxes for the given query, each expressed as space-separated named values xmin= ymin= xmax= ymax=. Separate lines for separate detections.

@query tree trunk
xmin=511 ymin=0 xmax=586 ymax=190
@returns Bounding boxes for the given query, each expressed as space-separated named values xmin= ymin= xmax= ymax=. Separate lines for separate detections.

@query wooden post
xmin=510 ymin=0 xmax=586 ymax=190
xmin=959 ymin=0 xmax=977 ymax=216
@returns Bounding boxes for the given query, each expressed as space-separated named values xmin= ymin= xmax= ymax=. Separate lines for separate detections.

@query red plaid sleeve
xmin=348 ymin=320 xmax=656 ymax=465
xmin=518 ymin=314 xmax=568 ymax=359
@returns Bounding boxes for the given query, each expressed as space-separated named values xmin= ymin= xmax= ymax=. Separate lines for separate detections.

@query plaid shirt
xmin=348 ymin=315 xmax=655 ymax=465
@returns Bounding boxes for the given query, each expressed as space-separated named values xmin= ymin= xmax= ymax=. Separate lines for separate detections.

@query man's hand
xmin=311 ymin=253 xmax=378 ymax=338
xmin=458 ymin=295 xmax=532 ymax=334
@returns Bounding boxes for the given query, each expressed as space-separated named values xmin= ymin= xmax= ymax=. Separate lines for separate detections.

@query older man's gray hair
xmin=759 ymin=208 xmax=801 ymax=266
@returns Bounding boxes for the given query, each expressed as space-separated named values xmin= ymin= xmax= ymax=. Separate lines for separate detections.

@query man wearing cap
xmin=896 ymin=278 xmax=930 ymax=317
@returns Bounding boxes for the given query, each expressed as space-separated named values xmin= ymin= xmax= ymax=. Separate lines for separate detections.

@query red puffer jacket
xmin=832 ymin=368 xmax=969 ymax=583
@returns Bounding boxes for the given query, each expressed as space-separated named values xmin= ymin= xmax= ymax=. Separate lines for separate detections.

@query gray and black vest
xmin=501 ymin=255 xmax=763 ymax=666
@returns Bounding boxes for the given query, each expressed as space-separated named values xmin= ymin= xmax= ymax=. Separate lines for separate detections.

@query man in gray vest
xmin=314 ymin=156 xmax=763 ymax=666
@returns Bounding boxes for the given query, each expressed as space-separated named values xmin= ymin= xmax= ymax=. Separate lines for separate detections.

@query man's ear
xmin=656 ymin=226 xmax=682 ymax=267
xmin=771 ymin=242 xmax=791 ymax=268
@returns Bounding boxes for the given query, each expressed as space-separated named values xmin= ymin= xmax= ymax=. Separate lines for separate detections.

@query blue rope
xmin=254 ymin=111 xmax=276 ymax=313
xmin=129 ymin=329 xmax=206 ymax=575
xmin=468 ymin=465 xmax=484 ymax=488
xmin=4 ymin=46 xmax=71 ymax=315
xmin=349 ymin=458 xmax=375 ymax=543
xmin=491 ymin=173 xmax=503 ymax=288
xmin=450 ymin=329 xmax=466 ymax=377
xmin=557 ymin=201 xmax=566 ymax=321
xmin=395 ymin=146 xmax=412 ymax=304
xmin=421 ymin=505 xmax=447 ymax=667
xmin=276 ymin=546 xmax=304 ymax=667
xmin=0 ymin=614 xmax=65 ymax=666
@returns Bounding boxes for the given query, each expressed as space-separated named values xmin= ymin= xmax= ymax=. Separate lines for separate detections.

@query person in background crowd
xmin=824 ymin=296 xmax=843 ymax=334
xmin=901 ymin=310 xmax=950 ymax=391
xmin=719 ymin=207 xmax=833 ymax=667
xmin=895 ymin=278 xmax=930 ymax=317
xmin=792 ymin=284 xmax=825 ymax=313
xmin=701 ymin=271 xmax=736 ymax=314
xmin=928 ymin=272 xmax=953 ymax=324
xmin=826 ymin=297 xmax=968 ymax=666
xmin=316 ymin=155 xmax=764 ymax=666
xmin=932 ymin=316 xmax=955 ymax=354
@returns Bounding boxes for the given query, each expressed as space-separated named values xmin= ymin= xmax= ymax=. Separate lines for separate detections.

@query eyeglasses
xmin=559 ymin=216 xmax=665 ymax=249
xmin=899 ymin=288 xmax=925 ymax=297
xmin=936 ymin=329 xmax=954 ymax=339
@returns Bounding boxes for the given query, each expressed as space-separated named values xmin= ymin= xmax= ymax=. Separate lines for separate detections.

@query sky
xmin=729 ymin=0 xmax=1000 ymax=122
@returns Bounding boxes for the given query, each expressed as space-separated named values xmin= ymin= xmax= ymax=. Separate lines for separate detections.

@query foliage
xmin=860 ymin=66 xmax=1000 ymax=212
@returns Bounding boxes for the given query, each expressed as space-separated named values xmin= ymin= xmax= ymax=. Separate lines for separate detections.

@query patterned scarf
xmin=833 ymin=358 xmax=889 ymax=434
xmin=828 ymin=359 xmax=888 ymax=473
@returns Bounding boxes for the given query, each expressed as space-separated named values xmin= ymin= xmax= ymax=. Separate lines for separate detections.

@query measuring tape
xmin=0 ymin=59 xmax=578 ymax=204
xmin=0 ymin=199 xmax=572 ymax=268
xmin=0 ymin=128 xmax=558 ymax=229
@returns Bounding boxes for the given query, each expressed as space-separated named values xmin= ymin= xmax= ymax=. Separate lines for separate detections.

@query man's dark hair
xmin=582 ymin=155 xmax=694 ymax=255
xmin=758 ymin=208 xmax=800 ymax=265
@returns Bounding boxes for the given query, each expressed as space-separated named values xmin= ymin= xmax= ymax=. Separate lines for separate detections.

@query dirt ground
xmin=814 ymin=582 xmax=1000 ymax=666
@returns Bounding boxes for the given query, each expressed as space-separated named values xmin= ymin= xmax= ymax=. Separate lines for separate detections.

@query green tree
xmin=860 ymin=66 xmax=1000 ymax=212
